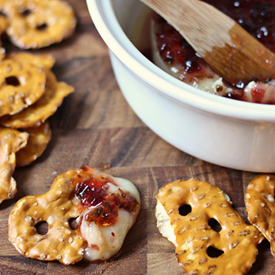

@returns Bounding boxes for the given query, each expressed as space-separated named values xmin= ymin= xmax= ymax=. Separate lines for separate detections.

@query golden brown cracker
xmin=7 ymin=0 xmax=77 ymax=49
xmin=8 ymin=167 xmax=89 ymax=265
xmin=16 ymin=121 xmax=51 ymax=167
xmin=6 ymin=52 xmax=55 ymax=69
xmin=0 ymin=126 xmax=28 ymax=203
xmin=9 ymin=166 xmax=140 ymax=264
xmin=0 ymin=38 xmax=5 ymax=61
xmin=156 ymin=179 xmax=264 ymax=275
xmin=245 ymin=174 xmax=275 ymax=257
xmin=0 ymin=68 xmax=74 ymax=128
xmin=0 ymin=0 xmax=12 ymax=33
xmin=0 ymin=59 xmax=46 ymax=117
xmin=0 ymin=15 xmax=8 ymax=34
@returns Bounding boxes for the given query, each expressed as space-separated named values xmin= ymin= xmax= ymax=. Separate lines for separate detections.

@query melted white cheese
xmin=77 ymin=177 xmax=140 ymax=262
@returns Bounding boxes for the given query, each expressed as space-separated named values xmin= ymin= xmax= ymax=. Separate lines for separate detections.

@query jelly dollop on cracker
xmin=9 ymin=166 xmax=140 ymax=264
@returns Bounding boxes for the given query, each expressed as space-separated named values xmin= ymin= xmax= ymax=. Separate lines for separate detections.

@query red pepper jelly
xmin=153 ymin=0 xmax=275 ymax=88
xmin=153 ymin=13 xmax=207 ymax=74
xmin=74 ymin=167 xmax=138 ymax=227
xmin=203 ymin=0 xmax=275 ymax=52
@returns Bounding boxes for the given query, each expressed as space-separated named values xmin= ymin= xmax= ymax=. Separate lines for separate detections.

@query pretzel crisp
xmin=0 ymin=16 xmax=8 ymax=34
xmin=156 ymin=179 xmax=264 ymax=275
xmin=0 ymin=68 xmax=74 ymax=128
xmin=245 ymin=174 xmax=275 ymax=257
xmin=0 ymin=126 xmax=28 ymax=203
xmin=6 ymin=52 xmax=56 ymax=70
xmin=0 ymin=0 xmax=11 ymax=34
xmin=9 ymin=166 xmax=140 ymax=265
xmin=6 ymin=0 xmax=77 ymax=49
xmin=0 ymin=38 xmax=5 ymax=61
xmin=0 ymin=59 xmax=46 ymax=117
xmin=9 ymin=168 xmax=88 ymax=265
xmin=16 ymin=121 xmax=51 ymax=167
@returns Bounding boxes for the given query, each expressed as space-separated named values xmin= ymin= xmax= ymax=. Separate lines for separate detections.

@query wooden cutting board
xmin=0 ymin=0 xmax=273 ymax=274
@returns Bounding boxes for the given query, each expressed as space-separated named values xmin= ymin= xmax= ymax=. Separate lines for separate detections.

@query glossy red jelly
xmin=154 ymin=13 xmax=207 ymax=73
xmin=154 ymin=0 xmax=275 ymax=87
xmin=75 ymin=174 xmax=138 ymax=226
xmin=204 ymin=0 xmax=275 ymax=52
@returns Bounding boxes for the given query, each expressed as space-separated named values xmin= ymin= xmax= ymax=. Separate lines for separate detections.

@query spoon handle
xmin=140 ymin=0 xmax=275 ymax=84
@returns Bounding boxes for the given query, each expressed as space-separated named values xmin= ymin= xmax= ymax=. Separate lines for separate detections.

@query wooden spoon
xmin=140 ymin=0 xmax=275 ymax=85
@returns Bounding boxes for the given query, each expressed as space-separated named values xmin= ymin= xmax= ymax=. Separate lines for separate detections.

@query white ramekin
xmin=87 ymin=0 xmax=275 ymax=172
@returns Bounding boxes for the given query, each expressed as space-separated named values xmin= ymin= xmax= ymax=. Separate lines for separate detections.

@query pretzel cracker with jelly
xmin=9 ymin=168 xmax=88 ymax=265
xmin=156 ymin=179 xmax=264 ymax=275
xmin=9 ymin=166 xmax=140 ymax=264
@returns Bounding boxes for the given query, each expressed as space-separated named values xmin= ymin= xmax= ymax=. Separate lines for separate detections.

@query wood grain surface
xmin=0 ymin=0 xmax=274 ymax=274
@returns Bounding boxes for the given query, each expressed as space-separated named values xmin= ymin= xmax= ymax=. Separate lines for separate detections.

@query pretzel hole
xmin=35 ymin=221 xmax=48 ymax=235
xmin=179 ymin=204 xmax=192 ymax=216
xmin=69 ymin=217 xmax=78 ymax=230
xmin=36 ymin=23 xmax=48 ymax=31
xmin=208 ymin=218 xmax=222 ymax=232
xmin=19 ymin=8 xmax=31 ymax=17
xmin=0 ymin=11 xmax=6 ymax=17
xmin=206 ymin=246 xmax=224 ymax=258
xmin=5 ymin=76 xmax=20 ymax=87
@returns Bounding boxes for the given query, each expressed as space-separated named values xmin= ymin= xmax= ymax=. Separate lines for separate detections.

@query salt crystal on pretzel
xmin=0 ymin=59 xmax=46 ymax=117
xmin=245 ymin=174 xmax=275 ymax=257
xmin=9 ymin=166 xmax=140 ymax=264
xmin=0 ymin=126 xmax=28 ymax=203
xmin=0 ymin=68 xmax=74 ymax=128
xmin=6 ymin=0 xmax=77 ymax=49
xmin=6 ymin=52 xmax=55 ymax=70
xmin=16 ymin=120 xmax=51 ymax=167
xmin=156 ymin=179 xmax=264 ymax=275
